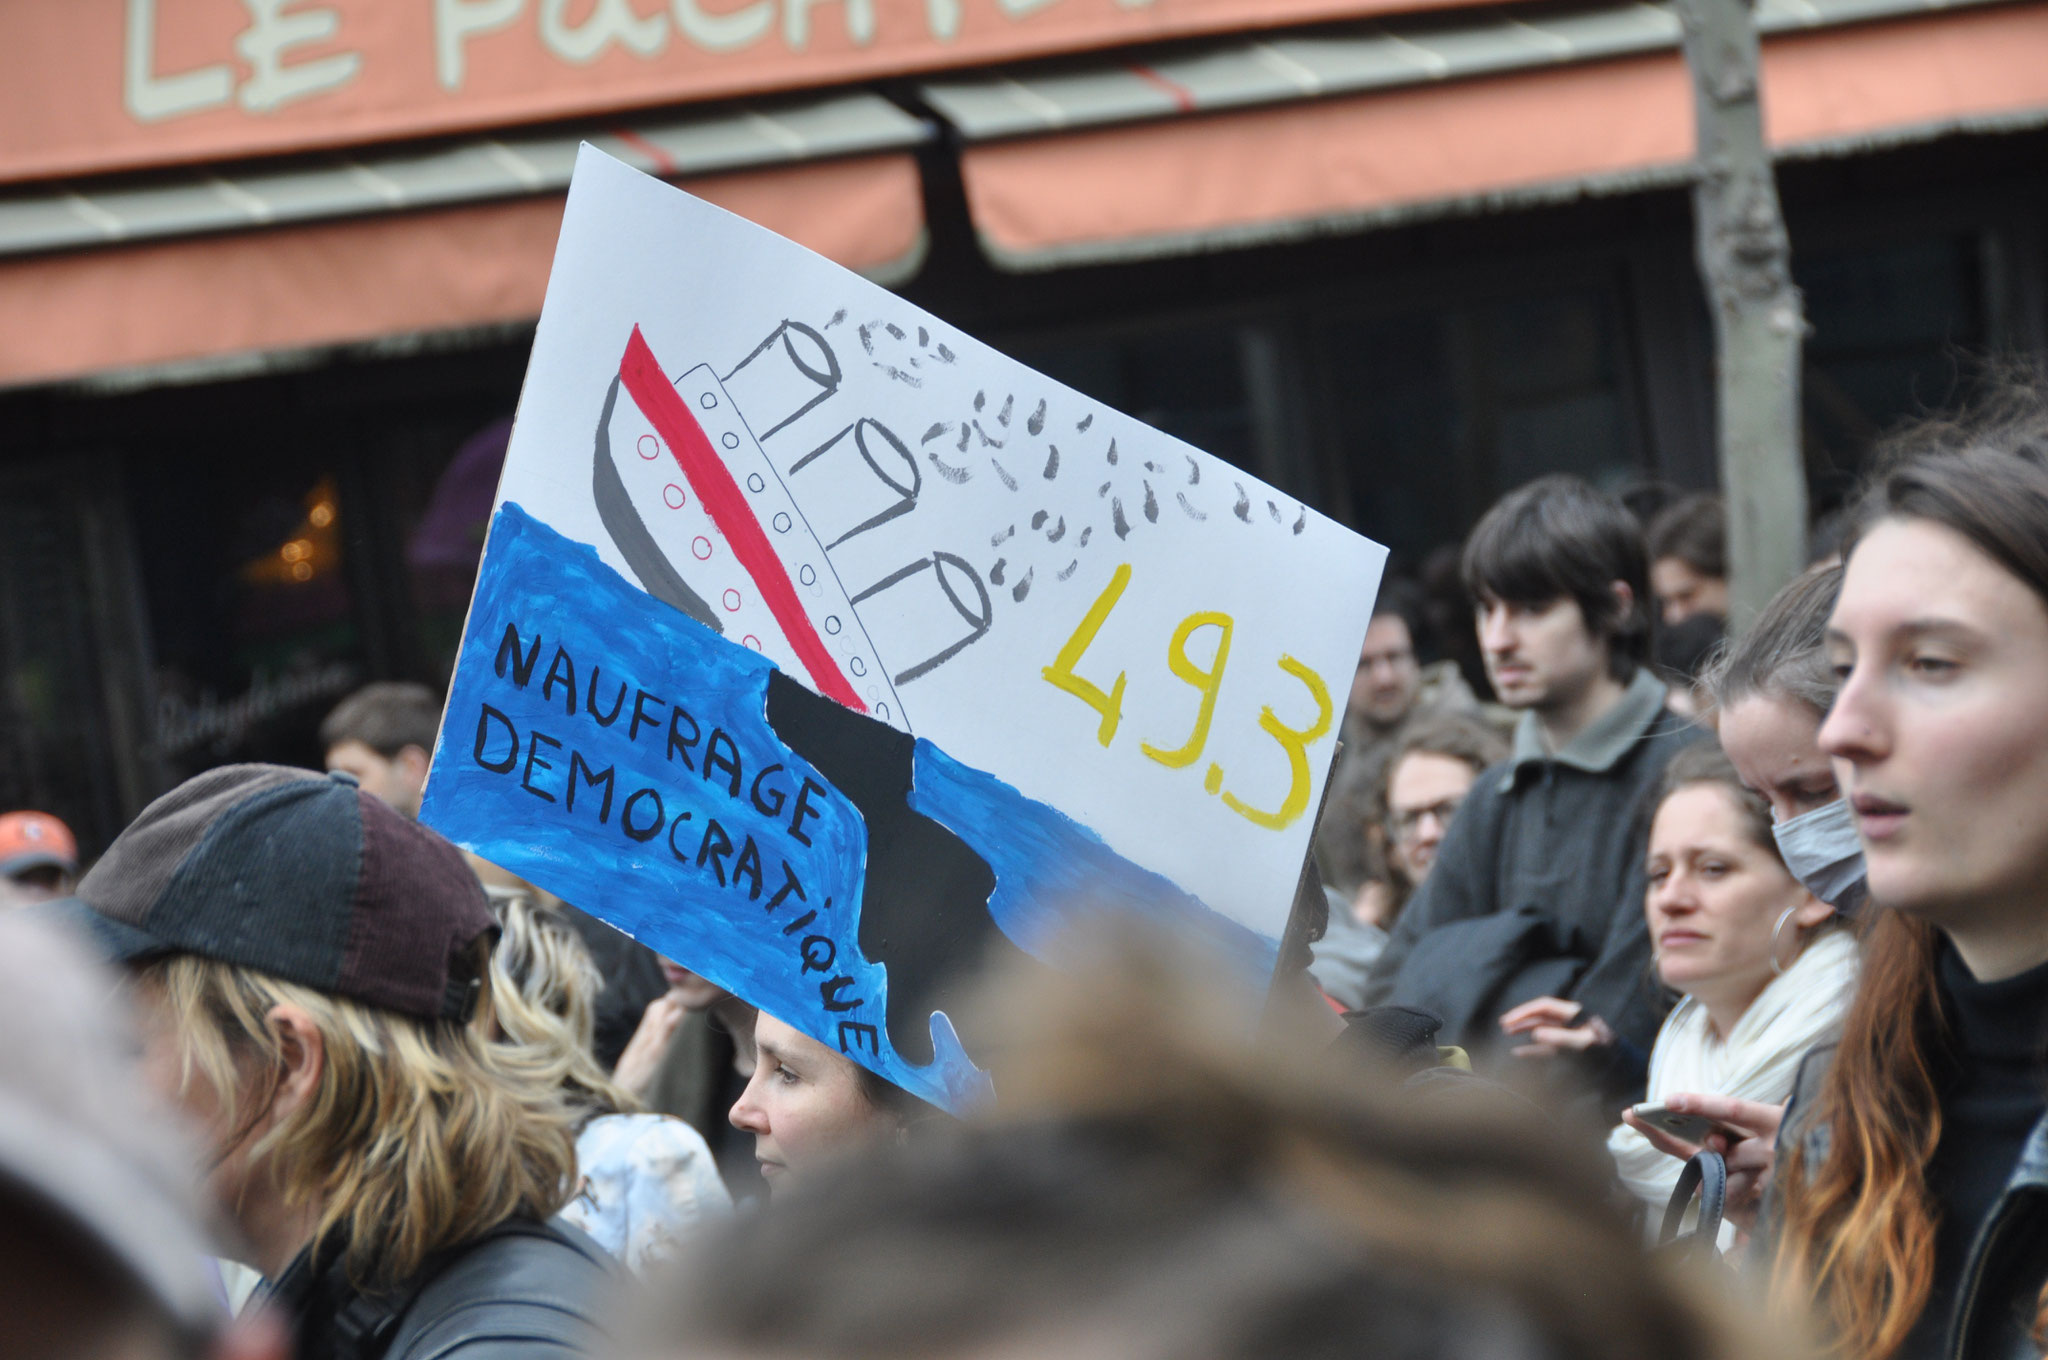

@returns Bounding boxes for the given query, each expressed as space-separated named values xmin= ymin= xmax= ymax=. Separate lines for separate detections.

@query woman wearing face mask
xmin=1619 ymin=561 xmax=1866 ymax=1226
xmin=1766 ymin=409 xmax=2048 ymax=1359
xmin=1500 ymin=746 xmax=1854 ymax=1234
xmin=1614 ymin=746 xmax=1853 ymax=1237
xmin=728 ymin=1011 xmax=936 ymax=1197
xmin=1713 ymin=563 xmax=1866 ymax=914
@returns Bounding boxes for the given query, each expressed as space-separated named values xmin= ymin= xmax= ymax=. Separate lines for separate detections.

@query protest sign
xmin=422 ymin=146 xmax=1386 ymax=1110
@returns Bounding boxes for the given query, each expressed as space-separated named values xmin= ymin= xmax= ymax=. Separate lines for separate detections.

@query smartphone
xmin=1631 ymin=1103 xmax=1746 ymax=1145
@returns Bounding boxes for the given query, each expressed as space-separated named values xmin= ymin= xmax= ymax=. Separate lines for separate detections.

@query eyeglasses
xmin=1391 ymin=797 xmax=1464 ymax=842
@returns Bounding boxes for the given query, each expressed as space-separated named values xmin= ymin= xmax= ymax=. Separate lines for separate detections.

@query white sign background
xmin=490 ymin=146 xmax=1387 ymax=938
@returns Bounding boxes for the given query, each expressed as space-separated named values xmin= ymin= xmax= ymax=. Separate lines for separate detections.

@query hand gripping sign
xmin=422 ymin=147 xmax=1387 ymax=1111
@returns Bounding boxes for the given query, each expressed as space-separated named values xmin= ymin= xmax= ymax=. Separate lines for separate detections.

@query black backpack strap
xmin=315 ymin=1219 xmax=565 ymax=1360
xmin=1657 ymin=1149 xmax=1728 ymax=1259
xmin=308 ymin=1250 xmax=421 ymax=1360
xmin=331 ymin=1284 xmax=408 ymax=1360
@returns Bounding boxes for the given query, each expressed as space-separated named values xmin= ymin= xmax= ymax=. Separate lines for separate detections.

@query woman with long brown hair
xmin=1768 ymin=397 xmax=2048 ymax=1359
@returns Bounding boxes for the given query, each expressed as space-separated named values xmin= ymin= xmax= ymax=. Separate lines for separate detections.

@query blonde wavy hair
xmin=140 ymin=944 xmax=580 ymax=1289
xmin=484 ymin=886 xmax=641 ymax=1121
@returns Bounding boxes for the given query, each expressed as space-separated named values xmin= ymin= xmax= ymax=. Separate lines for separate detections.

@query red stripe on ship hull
xmin=618 ymin=326 xmax=867 ymax=713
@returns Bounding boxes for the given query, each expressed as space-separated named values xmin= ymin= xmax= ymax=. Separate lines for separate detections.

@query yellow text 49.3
xmin=1041 ymin=563 xmax=1332 ymax=830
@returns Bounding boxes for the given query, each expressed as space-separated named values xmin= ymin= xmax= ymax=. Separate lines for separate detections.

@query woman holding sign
xmin=730 ymin=1013 xmax=937 ymax=1196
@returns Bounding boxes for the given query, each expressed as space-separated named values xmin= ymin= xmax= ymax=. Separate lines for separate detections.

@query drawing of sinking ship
xmin=594 ymin=324 xmax=994 ymax=731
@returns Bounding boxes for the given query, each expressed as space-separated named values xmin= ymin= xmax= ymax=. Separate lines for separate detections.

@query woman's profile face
xmin=1821 ymin=517 xmax=2048 ymax=936
xmin=1718 ymin=693 xmax=1837 ymax=823
xmin=1645 ymin=784 xmax=1819 ymax=1009
xmin=729 ymin=1013 xmax=894 ymax=1195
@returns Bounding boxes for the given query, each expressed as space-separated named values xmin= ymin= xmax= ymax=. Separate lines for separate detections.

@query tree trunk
xmin=1675 ymin=0 xmax=1808 ymax=633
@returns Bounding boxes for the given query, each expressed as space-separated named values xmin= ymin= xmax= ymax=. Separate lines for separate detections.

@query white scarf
xmin=1609 ymin=926 xmax=1860 ymax=1241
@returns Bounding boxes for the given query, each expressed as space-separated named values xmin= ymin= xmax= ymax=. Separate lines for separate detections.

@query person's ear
xmin=1792 ymin=893 xmax=1835 ymax=931
xmin=261 ymin=1004 xmax=326 ymax=1126
xmin=397 ymin=744 xmax=432 ymax=786
xmin=1609 ymin=578 xmax=1637 ymax=626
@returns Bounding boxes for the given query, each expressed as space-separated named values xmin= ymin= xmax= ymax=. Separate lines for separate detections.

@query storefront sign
xmin=3 ymin=0 xmax=1444 ymax=185
xmin=420 ymin=147 xmax=1385 ymax=1107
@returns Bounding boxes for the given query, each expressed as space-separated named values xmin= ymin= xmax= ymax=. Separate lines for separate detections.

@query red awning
xmin=948 ymin=1 xmax=2048 ymax=269
xmin=0 ymin=152 xmax=925 ymax=389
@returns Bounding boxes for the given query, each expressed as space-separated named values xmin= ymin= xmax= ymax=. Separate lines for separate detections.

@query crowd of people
xmin=11 ymin=385 xmax=2048 ymax=1360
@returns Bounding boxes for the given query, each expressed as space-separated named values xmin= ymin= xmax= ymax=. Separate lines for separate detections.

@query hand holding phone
xmin=1623 ymin=1096 xmax=1787 ymax=1238
xmin=1628 ymin=1103 xmax=1748 ymax=1147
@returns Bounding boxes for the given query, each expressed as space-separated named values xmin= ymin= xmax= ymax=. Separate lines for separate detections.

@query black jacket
xmin=266 ymin=1216 xmax=616 ymax=1360
xmin=1363 ymin=670 xmax=1702 ymax=1064
xmin=1764 ymin=1047 xmax=2048 ymax=1360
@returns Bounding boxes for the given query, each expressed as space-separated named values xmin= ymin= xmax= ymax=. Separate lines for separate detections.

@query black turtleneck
xmin=1904 ymin=942 xmax=2048 ymax=1358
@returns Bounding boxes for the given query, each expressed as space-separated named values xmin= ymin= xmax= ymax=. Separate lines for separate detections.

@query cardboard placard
xmin=423 ymin=146 xmax=1386 ymax=1110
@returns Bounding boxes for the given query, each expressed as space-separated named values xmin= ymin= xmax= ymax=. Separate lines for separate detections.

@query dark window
xmin=0 ymin=463 xmax=150 ymax=853
xmin=1321 ymin=283 xmax=1642 ymax=567
xmin=129 ymin=439 xmax=366 ymax=782
xmin=114 ymin=344 xmax=525 ymax=786
xmin=1008 ymin=329 xmax=1256 ymax=472
xmin=1797 ymin=234 xmax=1985 ymax=506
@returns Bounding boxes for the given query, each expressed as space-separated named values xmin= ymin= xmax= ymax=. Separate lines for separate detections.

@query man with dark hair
xmin=1312 ymin=578 xmax=1481 ymax=910
xmin=1363 ymin=475 xmax=1701 ymax=1078
xmin=320 ymin=681 xmax=442 ymax=818
xmin=1646 ymin=491 xmax=1729 ymax=626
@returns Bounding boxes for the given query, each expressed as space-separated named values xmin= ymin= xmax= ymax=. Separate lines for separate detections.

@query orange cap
xmin=0 ymin=811 xmax=78 ymax=877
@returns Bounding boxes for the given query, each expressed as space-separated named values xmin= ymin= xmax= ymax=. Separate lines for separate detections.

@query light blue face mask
xmin=1772 ymin=798 xmax=1867 ymax=912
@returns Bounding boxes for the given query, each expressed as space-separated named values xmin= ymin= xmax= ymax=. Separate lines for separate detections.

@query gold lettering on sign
xmin=924 ymin=0 xmax=961 ymax=38
xmin=126 ymin=0 xmax=361 ymax=120
xmin=136 ymin=0 xmax=1179 ymax=117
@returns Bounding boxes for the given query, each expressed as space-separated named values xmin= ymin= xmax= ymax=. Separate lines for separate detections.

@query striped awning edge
xmin=922 ymin=0 xmax=2022 ymax=141
xmin=0 ymin=92 xmax=932 ymax=261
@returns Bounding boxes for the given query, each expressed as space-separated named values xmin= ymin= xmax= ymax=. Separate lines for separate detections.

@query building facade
xmin=3 ymin=0 xmax=2044 ymax=850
